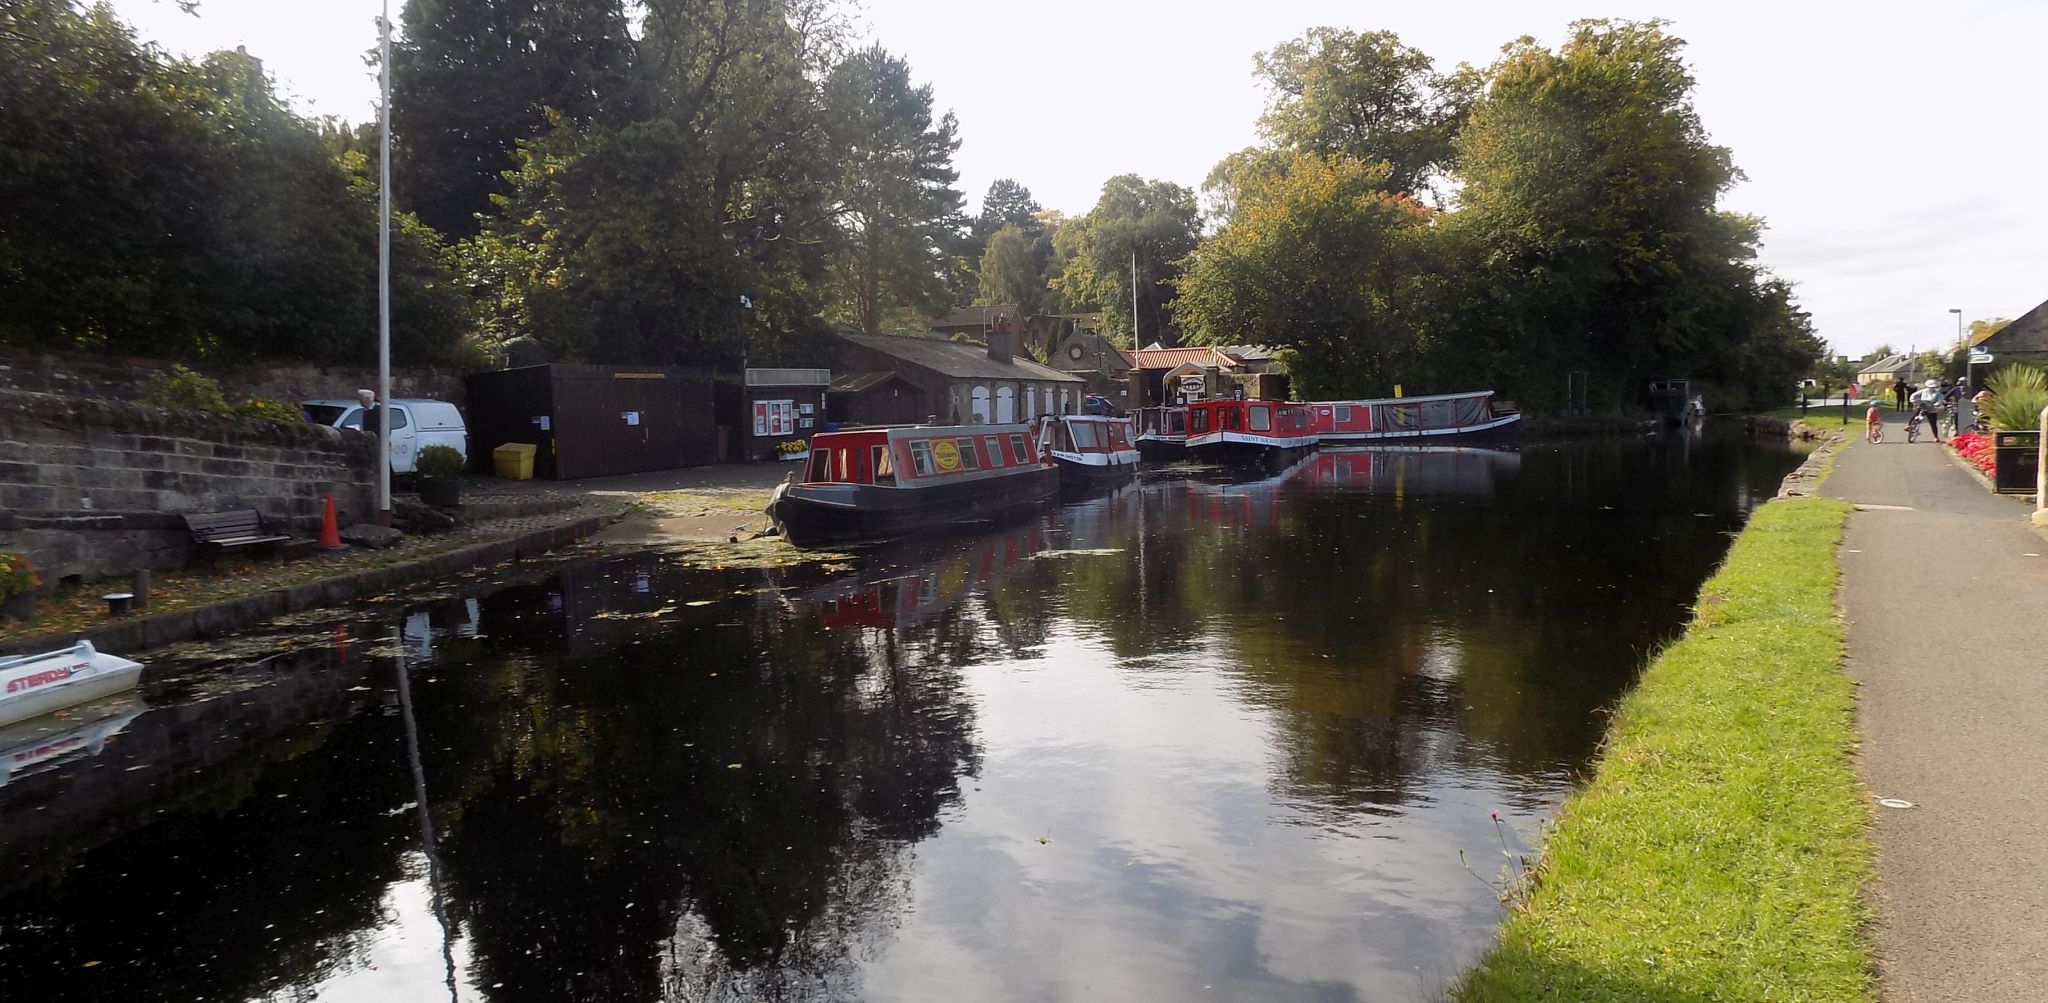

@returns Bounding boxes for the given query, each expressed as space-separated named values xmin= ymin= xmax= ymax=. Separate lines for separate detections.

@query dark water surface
xmin=0 ymin=427 xmax=1802 ymax=1002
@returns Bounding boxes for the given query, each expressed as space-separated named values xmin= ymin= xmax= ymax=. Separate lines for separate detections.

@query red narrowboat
xmin=1184 ymin=399 xmax=1319 ymax=466
xmin=1037 ymin=414 xmax=1140 ymax=490
xmin=1307 ymin=390 xmax=1521 ymax=444
xmin=766 ymin=424 xmax=1058 ymax=547
xmin=1132 ymin=405 xmax=1189 ymax=462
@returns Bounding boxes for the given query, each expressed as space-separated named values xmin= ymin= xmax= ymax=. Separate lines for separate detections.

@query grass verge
xmin=1759 ymin=404 xmax=1861 ymax=427
xmin=1453 ymin=497 xmax=1873 ymax=1002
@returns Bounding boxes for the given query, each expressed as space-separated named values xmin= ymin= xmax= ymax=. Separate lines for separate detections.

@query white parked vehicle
xmin=301 ymin=398 xmax=468 ymax=474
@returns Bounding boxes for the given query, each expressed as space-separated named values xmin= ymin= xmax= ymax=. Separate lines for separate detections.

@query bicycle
xmin=1866 ymin=421 xmax=1883 ymax=444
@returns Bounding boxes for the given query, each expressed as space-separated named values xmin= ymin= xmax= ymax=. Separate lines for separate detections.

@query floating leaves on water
xmin=591 ymin=604 xmax=677 ymax=620
xmin=1029 ymin=549 xmax=1125 ymax=559
xmin=684 ymin=600 xmax=714 ymax=607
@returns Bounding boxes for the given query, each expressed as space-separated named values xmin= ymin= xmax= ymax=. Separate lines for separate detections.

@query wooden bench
xmin=184 ymin=509 xmax=293 ymax=564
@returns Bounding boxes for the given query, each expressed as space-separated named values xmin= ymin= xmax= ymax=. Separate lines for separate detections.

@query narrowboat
xmin=766 ymin=424 xmax=1059 ymax=547
xmin=1132 ymin=405 xmax=1189 ymax=462
xmin=1184 ymin=399 xmax=1319 ymax=466
xmin=1308 ymin=390 xmax=1521 ymax=444
xmin=1038 ymin=414 xmax=1140 ymax=490
xmin=0 ymin=641 xmax=146 ymax=728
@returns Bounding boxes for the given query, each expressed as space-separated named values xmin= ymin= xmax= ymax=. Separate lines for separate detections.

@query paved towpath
xmin=1824 ymin=413 xmax=2048 ymax=1001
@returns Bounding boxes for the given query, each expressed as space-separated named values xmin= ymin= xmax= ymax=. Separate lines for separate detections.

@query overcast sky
xmin=110 ymin=0 xmax=2047 ymax=359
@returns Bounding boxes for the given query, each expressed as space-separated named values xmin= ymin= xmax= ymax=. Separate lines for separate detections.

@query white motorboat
xmin=0 ymin=642 xmax=146 ymax=728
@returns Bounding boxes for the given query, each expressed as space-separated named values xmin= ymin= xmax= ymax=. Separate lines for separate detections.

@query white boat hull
xmin=0 ymin=642 xmax=147 ymax=728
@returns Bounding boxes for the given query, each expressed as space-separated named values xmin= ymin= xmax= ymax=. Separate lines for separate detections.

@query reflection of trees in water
xmin=415 ymin=562 xmax=987 ymax=1002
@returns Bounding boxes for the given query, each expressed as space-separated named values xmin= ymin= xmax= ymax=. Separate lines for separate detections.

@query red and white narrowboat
xmin=1132 ymin=406 xmax=1189 ymax=462
xmin=1308 ymin=390 xmax=1521 ymax=444
xmin=1184 ymin=399 xmax=1319 ymax=466
xmin=766 ymin=424 xmax=1058 ymax=547
xmin=1038 ymin=414 xmax=1140 ymax=490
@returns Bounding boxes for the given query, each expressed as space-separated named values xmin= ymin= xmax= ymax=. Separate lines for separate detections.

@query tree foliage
xmin=1052 ymin=176 xmax=1201 ymax=346
xmin=0 ymin=1 xmax=464 ymax=363
xmin=1252 ymin=27 xmax=1474 ymax=198
xmin=820 ymin=45 xmax=964 ymax=334
xmin=391 ymin=0 xmax=634 ymax=238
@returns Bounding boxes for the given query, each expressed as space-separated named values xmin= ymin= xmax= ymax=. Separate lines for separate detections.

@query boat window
xmin=908 ymin=440 xmax=936 ymax=475
xmin=1109 ymin=423 xmax=1131 ymax=449
xmin=1334 ymin=405 xmax=1352 ymax=424
xmin=872 ymin=445 xmax=895 ymax=484
xmin=836 ymin=448 xmax=854 ymax=482
xmin=1008 ymin=432 xmax=1031 ymax=464
xmin=984 ymin=436 xmax=1003 ymax=466
xmin=1052 ymin=422 xmax=1074 ymax=452
xmin=806 ymin=449 xmax=830 ymax=482
xmin=1071 ymin=421 xmax=1100 ymax=449
xmin=1169 ymin=411 xmax=1184 ymax=434
xmin=1190 ymin=408 xmax=1208 ymax=434
xmin=953 ymin=437 xmax=981 ymax=470
xmin=1248 ymin=406 xmax=1271 ymax=432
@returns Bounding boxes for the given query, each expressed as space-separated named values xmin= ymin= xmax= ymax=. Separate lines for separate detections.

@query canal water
xmin=0 ymin=427 xmax=1802 ymax=1002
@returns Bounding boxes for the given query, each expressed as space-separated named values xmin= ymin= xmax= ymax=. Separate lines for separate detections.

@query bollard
xmin=129 ymin=569 xmax=151 ymax=611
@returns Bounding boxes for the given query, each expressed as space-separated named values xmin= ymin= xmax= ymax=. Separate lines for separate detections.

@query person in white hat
xmin=1908 ymin=378 xmax=1946 ymax=443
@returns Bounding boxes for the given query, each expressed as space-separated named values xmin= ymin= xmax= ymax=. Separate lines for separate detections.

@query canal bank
xmin=1457 ymin=428 xmax=1877 ymax=1002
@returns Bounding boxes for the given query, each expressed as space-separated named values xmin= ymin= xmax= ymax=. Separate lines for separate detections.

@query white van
xmin=301 ymin=398 xmax=468 ymax=475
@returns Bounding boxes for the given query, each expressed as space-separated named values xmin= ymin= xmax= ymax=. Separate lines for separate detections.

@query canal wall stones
xmin=0 ymin=513 xmax=609 ymax=659
xmin=0 ymin=391 xmax=378 ymax=585
xmin=0 ymin=345 xmax=465 ymax=409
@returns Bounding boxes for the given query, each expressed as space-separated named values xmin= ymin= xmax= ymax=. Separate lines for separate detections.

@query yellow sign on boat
xmin=932 ymin=438 xmax=961 ymax=471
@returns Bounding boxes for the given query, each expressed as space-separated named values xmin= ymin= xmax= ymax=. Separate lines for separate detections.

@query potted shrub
xmin=0 ymin=552 xmax=40 ymax=622
xmin=415 ymin=445 xmax=466 ymax=508
xmin=776 ymin=438 xmax=810 ymax=462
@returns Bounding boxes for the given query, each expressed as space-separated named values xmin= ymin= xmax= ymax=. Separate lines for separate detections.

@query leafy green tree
xmin=1968 ymin=317 xmax=2011 ymax=345
xmin=391 ymin=0 xmax=633 ymax=238
xmin=1251 ymin=28 xmax=1475 ymax=199
xmin=1175 ymin=153 xmax=1435 ymax=396
xmin=973 ymin=179 xmax=1042 ymax=240
xmin=820 ymin=45 xmax=964 ymax=334
xmin=1051 ymin=175 xmax=1200 ymax=345
xmin=975 ymin=224 xmax=1045 ymax=314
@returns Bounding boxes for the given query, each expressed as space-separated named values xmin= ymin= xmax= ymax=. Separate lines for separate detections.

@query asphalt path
xmin=1825 ymin=411 xmax=2048 ymax=1001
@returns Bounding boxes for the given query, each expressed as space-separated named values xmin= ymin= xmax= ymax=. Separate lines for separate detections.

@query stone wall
xmin=0 ymin=346 xmax=465 ymax=409
xmin=0 ymin=391 xmax=377 ymax=586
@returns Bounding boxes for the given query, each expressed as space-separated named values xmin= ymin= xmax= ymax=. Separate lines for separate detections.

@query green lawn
xmin=1759 ymin=404 xmax=1863 ymax=426
xmin=1453 ymin=497 xmax=1873 ymax=1002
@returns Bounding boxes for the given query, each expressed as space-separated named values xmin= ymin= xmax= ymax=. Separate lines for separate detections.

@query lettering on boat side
xmin=6 ymin=663 xmax=82 ymax=693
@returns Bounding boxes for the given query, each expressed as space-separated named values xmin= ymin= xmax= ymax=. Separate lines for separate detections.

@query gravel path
xmin=1824 ymin=411 xmax=2048 ymax=1002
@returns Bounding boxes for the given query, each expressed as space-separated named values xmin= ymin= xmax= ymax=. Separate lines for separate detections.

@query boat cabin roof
xmin=799 ymin=423 xmax=1042 ymax=487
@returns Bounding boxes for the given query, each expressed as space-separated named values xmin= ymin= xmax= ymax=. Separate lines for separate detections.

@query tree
xmin=1442 ymin=19 xmax=1814 ymax=409
xmin=391 ymin=0 xmax=634 ymax=238
xmin=1968 ymin=317 xmax=2011 ymax=345
xmin=1251 ymin=28 xmax=1475 ymax=199
xmin=1175 ymin=153 xmax=1435 ymax=397
xmin=820 ymin=45 xmax=964 ymax=334
xmin=973 ymin=179 xmax=1042 ymax=240
xmin=975 ymin=224 xmax=1044 ymax=314
xmin=1051 ymin=175 xmax=1200 ymax=346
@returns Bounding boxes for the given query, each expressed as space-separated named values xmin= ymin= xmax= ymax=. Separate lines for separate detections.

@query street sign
xmin=1970 ymin=351 xmax=1994 ymax=365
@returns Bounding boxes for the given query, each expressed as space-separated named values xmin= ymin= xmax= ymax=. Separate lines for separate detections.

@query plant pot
xmin=780 ymin=450 xmax=809 ymax=462
xmin=0 ymin=592 xmax=34 ymax=622
xmin=418 ymin=476 xmax=462 ymax=509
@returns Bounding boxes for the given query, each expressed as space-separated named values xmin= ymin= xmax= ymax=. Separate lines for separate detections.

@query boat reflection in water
xmin=1286 ymin=445 xmax=1523 ymax=498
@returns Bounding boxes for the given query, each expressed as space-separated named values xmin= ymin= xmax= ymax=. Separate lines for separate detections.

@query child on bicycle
xmin=1865 ymin=402 xmax=1883 ymax=442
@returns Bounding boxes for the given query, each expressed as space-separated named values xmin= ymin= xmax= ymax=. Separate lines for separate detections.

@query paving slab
xmin=1824 ymin=411 xmax=2048 ymax=1002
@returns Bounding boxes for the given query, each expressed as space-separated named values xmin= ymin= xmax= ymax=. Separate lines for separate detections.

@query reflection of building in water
xmin=1288 ymin=446 xmax=1522 ymax=498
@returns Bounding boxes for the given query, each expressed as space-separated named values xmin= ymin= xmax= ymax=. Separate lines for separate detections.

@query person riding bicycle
xmin=1865 ymin=402 xmax=1883 ymax=442
xmin=1908 ymin=379 xmax=1947 ymax=443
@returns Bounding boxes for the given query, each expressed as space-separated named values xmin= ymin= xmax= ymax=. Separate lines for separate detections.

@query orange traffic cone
xmin=317 ymin=493 xmax=343 ymax=550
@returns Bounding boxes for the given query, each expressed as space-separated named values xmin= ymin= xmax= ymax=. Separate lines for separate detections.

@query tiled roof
xmin=1131 ymin=347 xmax=1238 ymax=370
xmin=828 ymin=371 xmax=912 ymax=394
xmin=835 ymin=331 xmax=1085 ymax=383
xmin=931 ymin=304 xmax=1021 ymax=330
xmin=1979 ymin=299 xmax=2048 ymax=354
xmin=1857 ymin=353 xmax=1917 ymax=376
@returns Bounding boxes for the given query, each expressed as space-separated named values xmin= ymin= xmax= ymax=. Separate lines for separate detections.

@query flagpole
xmin=377 ymin=0 xmax=393 ymax=527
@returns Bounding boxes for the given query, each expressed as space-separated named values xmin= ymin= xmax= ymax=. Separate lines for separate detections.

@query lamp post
xmin=1949 ymin=307 xmax=1964 ymax=357
xmin=376 ymin=0 xmax=393 ymax=527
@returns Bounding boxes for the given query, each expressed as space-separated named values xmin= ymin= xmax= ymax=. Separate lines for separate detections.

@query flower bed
xmin=1952 ymin=431 xmax=1995 ymax=475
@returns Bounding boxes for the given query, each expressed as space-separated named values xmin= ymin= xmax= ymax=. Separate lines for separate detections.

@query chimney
xmin=987 ymin=313 xmax=1013 ymax=364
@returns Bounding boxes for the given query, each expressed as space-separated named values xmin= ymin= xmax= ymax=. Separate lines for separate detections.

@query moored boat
xmin=0 ymin=642 xmax=146 ymax=728
xmin=767 ymin=424 xmax=1059 ymax=547
xmin=1307 ymin=390 xmax=1521 ymax=444
xmin=1132 ymin=405 xmax=1189 ymax=462
xmin=1038 ymin=414 xmax=1140 ymax=490
xmin=1184 ymin=399 xmax=1319 ymax=466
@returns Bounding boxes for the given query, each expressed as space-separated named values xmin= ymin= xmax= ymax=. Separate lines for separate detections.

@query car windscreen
xmin=303 ymin=404 xmax=351 ymax=427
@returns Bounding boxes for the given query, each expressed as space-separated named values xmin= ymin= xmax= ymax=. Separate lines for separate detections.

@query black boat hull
xmin=1055 ymin=455 xmax=1136 ymax=492
xmin=769 ymin=466 xmax=1060 ymax=547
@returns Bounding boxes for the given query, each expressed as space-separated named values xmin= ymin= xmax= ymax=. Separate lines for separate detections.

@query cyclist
xmin=1907 ymin=379 xmax=1946 ymax=443
xmin=1865 ymin=401 xmax=1883 ymax=443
